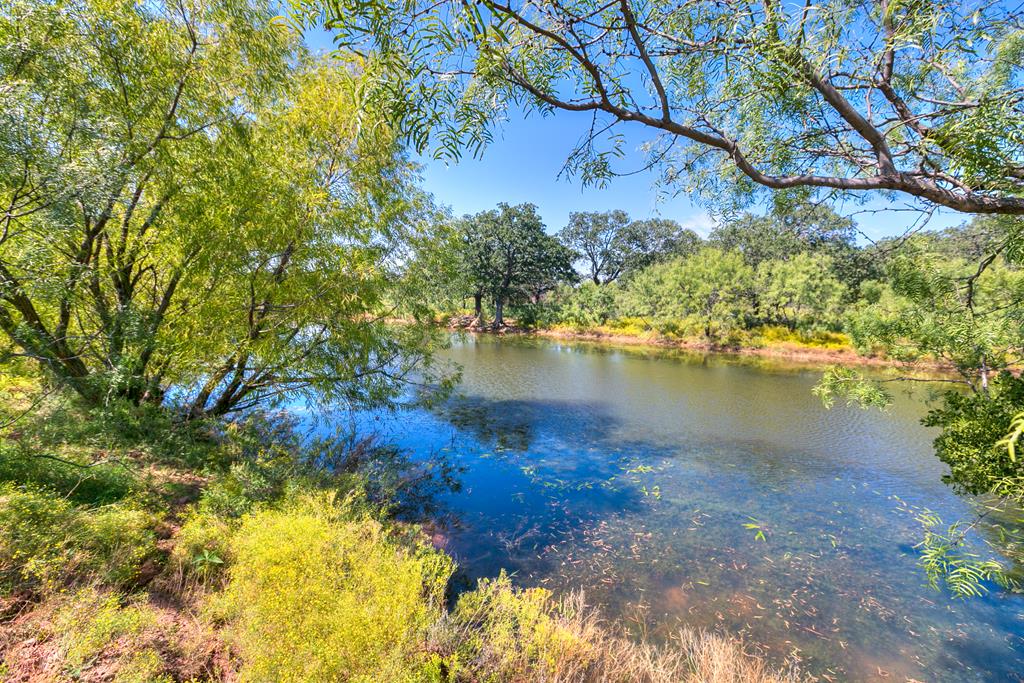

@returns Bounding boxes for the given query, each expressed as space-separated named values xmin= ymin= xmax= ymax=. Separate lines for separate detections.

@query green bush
xmin=171 ymin=508 xmax=235 ymax=583
xmin=53 ymin=587 xmax=156 ymax=673
xmin=217 ymin=491 xmax=454 ymax=682
xmin=924 ymin=372 xmax=1024 ymax=495
xmin=0 ymin=441 xmax=137 ymax=505
xmin=547 ymin=282 xmax=619 ymax=329
xmin=446 ymin=572 xmax=595 ymax=680
xmin=0 ymin=485 xmax=158 ymax=593
xmin=0 ymin=485 xmax=79 ymax=592
xmin=197 ymin=460 xmax=285 ymax=518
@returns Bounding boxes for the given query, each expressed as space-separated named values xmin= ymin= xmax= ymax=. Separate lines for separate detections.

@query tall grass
xmin=431 ymin=573 xmax=798 ymax=683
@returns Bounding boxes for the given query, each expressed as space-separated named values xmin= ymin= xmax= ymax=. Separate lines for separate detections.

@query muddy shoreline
xmin=446 ymin=320 xmax=944 ymax=372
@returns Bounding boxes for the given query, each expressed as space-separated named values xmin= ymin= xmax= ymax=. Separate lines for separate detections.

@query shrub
xmin=604 ymin=316 xmax=653 ymax=337
xmin=924 ymin=372 xmax=1024 ymax=495
xmin=0 ymin=485 xmax=80 ymax=592
xmin=447 ymin=573 xmax=596 ymax=680
xmin=197 ymin=460 xmax=284 ymax=518
xmin=753 ymin=326 xmax=851 ymax=350
xmin=53 ymin=587 xmax=156 ymax=674
xmin=217 ymin=491 xmax=454 ymax=682
xmin=0 ymin=441 xmax=137 ymax=505
xmin=512 ymin=301 xmax=559 ymax=329
xmin=0 ymin=485 xmax=158 ymax=593
xmin=114 ymin=649 xmax=173 ymax=683
xmin=548 ymin=282 xmax=619 ymax=329
xmin=171 ymin=508 xmax=235 ymax=584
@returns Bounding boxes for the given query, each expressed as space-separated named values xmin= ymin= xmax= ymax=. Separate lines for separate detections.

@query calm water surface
xmin=352 ymin=335 xmax=1024 ymax=681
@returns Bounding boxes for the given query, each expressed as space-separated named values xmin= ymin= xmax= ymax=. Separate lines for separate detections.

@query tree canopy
xmin=457 ymin=203 xmax=575 ymax=326
xmin=299 ymin=0 xmax=1024 ymax=215
xmin=0 ymin=0 xmax=448 ymax=417
xmin=558 ymin=211 xmax=697 ymax=284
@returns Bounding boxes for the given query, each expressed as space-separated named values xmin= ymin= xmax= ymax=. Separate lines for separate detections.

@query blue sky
xmin=304 ymin=30 xmax=967 ymax=243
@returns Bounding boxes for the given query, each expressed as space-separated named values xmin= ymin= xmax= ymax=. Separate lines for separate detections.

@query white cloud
xmin=678 ymin=211 xmax=717 ymax=238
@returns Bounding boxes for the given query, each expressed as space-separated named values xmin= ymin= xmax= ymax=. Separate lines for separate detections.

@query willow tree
xmin=0 ymin=0 xmax=449 ymax=417
xmin=296 ymin=0 xmax=1024 ymax=216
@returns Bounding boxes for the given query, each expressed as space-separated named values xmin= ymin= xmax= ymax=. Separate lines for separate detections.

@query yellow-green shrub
xmin=82 ymin=504 xmax=160 ymax=586
xmin=0 ymin=485 xmax=157 ymax=593
xmin=447 ymin=573 xmax=595 ymax=680
xmin=604 ymin=317 xmax=652 ymax=336
xmin=53 ymin=587 xmax=156 ymax=674
xmin=753 ymin=325 xmax=852 ymax=350
xmin=171 ymin=508 xmax=235 ymax=583
xmin=217 ymin=491 xmax=453 ymax=682
xmin=0 ymin=485 xmax=79 ymax=591
xmin=113 ymin=649 xmax=172 ymax=683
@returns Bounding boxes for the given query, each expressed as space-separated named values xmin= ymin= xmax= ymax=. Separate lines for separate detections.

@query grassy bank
xmin=0 ymin=375 xmax=800 ymax=682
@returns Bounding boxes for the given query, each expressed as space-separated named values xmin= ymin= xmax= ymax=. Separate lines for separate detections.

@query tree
xmin=618 ymin=248 xmax=753 ymax=340
xmin=619 ymin=218 xmax=702 ymax=278
xmin=457 ymin=203 xmax=574 ymax=327
xmin=677 ymin=248 xmax=754 ymax=341
xmin=871 ymin=216 xmax=1009 ymax=266
xmin=520 ymin=237 xmax=577 ymax=305
xmin=303 ymin=0 xmax=1024 ymax=216
xmin=0 ymin=0 xmax=448 ymax=417
xmin=711 ymin=202 xmax=875 ymax=296
xmin=817 ymin=226 xmax=1024 ymax=480
xmin=456 ymin=215 xmax=498 ymax=321
xmin=549 ymin=281 xmax=619 ymax=329
xmin=711 ymin=204 xmax=852 ymax=265
xmin=756 ymin=253 xmax=846 ymax=331
xmin=0 ymin=0 xmax=287 ymax=403
xmin=842 ymin=242 xmax=1024 ymax=399
xmin=557 ymin=212 xmax=700 ymax=285
xmin=558 ymin=210 xmax=632 ymax=284
xmin=812 ymin=231 xmax=1024 ymax=595
xmin=617 ymin=259 xmax=684 ymax=324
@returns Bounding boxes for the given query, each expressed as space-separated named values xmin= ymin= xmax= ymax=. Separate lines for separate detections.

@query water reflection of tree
xmin=435 ymin=397 xmax=534 ymax=452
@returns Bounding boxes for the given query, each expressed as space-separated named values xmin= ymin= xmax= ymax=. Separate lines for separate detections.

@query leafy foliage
xmin=300 ymin=0 xmax=1024 ymax=215
xmin=558 ymin=211 xmax=698 ymax=285
xmin=756 ymin=253 xmax=846 ymax=332
xmin=217 ymin=491 xmax=454 ymax=682
xmin=456 ymin=203 xmax=576 ymax=326
xmin=924 ymin=373 xmax=1024 ymax=496
xmin=914 ymin=510 xmax=1018 ymax=599
xmin=0 ymin=0 xmax=451 ymax=417
xmin=0 ymin=484 xmax=157 ymax=593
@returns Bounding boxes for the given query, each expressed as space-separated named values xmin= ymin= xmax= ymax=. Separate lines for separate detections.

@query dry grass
xmin=432 ymin=576 xmax=802 ymax=683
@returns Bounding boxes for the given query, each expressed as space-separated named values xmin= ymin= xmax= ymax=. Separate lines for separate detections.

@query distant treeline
xmin=424 ymin=201 xmax=1008 ymax=346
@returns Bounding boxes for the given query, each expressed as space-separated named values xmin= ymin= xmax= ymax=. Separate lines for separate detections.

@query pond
xmin=351 ymin=334 xmax=1024 ymax=681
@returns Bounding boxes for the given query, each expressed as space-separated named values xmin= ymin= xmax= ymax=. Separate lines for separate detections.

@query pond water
xmin=352 ymin=335 xmax=1024 ymax=681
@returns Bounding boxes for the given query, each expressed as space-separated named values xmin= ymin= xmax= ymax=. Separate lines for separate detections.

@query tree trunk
xmin=473 ymin=292 xmax=482 ymax=321
xmin=494 ymin=297 xmax=505 ymax=327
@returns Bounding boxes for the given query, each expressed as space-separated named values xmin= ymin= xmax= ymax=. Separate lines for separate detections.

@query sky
xmin=303 ymin=30 xmax=968 ymax=244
